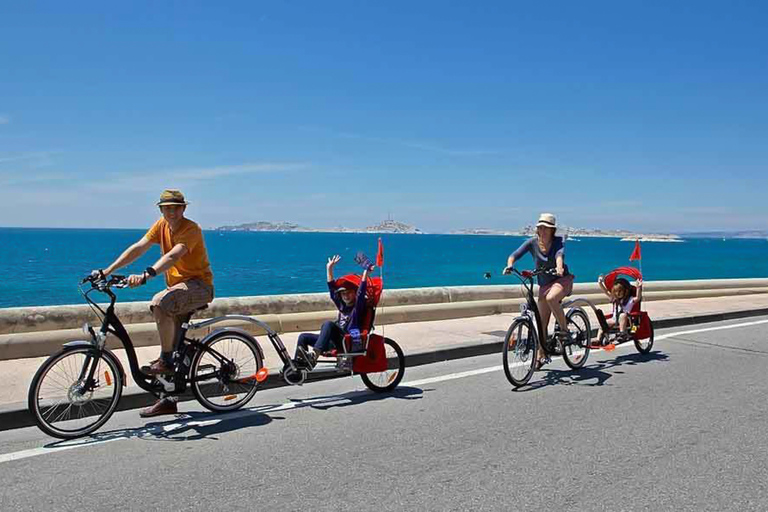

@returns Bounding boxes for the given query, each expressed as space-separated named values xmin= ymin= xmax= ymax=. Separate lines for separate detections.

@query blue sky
xmin=1 ymin=1 xmax=767 ymax=232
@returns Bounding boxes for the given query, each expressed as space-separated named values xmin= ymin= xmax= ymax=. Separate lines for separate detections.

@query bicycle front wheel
xmin=503 ymin=318 xmax=538 ymax=387
xmin=563 ymin=308 xmax=591 ymax=369
xmin=190 ymin=330 xmax=263 ymax=412
xmin=28 ymin=347 xmax=123 ymax=439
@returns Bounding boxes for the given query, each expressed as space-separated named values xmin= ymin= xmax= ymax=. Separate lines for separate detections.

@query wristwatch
xmin=145 ymin=266 xmax=157 ymax=278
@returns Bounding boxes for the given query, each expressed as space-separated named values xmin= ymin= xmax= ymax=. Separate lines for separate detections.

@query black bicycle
xmin=28 ymin=274 xmax=265 ymax=439
xmin=501 ymin=268 xmax=592 ymax=387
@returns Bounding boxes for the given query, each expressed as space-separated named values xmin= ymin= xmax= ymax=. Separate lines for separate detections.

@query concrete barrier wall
xmin=1 ymin=278 xmax=767 ymax=360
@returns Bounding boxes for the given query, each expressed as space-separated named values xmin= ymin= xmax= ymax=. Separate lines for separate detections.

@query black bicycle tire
xmin=503 ymin=318 xmax=537 ymax=387
xmin=28 ymin=347 xmax=123 ymax=439
xmin=634 ymin=319 xmax=655 ymax=354
xmin=563 ymin=308 xmax=591 ymax=370
xmin=190 ymin=330 xmax=263 ymax=413
xmin=360 ymin=338 xmax=406 ymax=392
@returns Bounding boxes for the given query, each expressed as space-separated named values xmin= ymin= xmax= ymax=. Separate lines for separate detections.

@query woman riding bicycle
xmin=503 ymin=213 xmax=574 ymax=369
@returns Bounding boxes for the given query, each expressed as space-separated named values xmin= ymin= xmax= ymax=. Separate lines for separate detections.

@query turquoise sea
xmin=1 ymin=227 xmax=766 ymax=309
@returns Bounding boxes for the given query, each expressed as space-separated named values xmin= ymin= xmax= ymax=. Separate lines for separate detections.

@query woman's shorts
xmin=538 ymin=274 xmax=575 ymax=300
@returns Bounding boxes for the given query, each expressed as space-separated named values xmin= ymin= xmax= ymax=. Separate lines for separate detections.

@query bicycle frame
xmin=513 ymin=269 xmax=551 ymax=355
xmin=79 ymin=282 xmax=270 ymax=396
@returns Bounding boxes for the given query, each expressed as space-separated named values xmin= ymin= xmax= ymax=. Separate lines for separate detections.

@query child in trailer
xmin=295 ymin=254 xmax=375 ymax=369
xmin=597 ymin=275 xmax=644 ymax=343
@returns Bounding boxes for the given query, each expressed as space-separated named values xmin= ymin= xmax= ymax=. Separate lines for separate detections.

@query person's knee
xmin=151 ymin=304 xmax=173 ymax=322
xmin=545 ymin=289 xmax=562 ymax=306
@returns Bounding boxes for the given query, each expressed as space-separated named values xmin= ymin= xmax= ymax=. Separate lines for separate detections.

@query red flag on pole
xmin=629 ymin=239 xmax=642 ymax=261
xmin=376 ymin=238 xmax=384 ymax=267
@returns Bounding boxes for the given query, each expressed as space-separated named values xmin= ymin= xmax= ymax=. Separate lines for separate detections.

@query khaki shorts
xmin=150 ymin=279 xmax=214 ymax=317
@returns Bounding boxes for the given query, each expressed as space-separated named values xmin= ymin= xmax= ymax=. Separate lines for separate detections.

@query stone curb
xmin=2 ymin=306 xmax=767 ymax=433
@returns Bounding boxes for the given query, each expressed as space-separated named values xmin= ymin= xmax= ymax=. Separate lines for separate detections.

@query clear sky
xmin=1 ymin=1 xmax=767 ymax=232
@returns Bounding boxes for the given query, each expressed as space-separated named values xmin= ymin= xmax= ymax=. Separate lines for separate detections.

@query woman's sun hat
xmin=536 ymin=213 xmax=557 ymax=229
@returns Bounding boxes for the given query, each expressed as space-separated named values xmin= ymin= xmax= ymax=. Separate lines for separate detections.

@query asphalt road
xmin=2 ymin=317 xmax=768 ymax=511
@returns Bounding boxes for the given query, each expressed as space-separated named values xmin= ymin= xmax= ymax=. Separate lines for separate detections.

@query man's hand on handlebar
xmin=127 ymin=273 xmax=147 ymax=288
xmin=502 ymin=266 xmax=514 ymax=275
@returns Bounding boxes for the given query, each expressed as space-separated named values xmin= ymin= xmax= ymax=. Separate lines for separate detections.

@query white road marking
xmin=1 ymin=317 xmax=766 ymax=466
xmin=654 ymin=318 xmax=768 ymax=341
xmin=403 ymin=366 xmax=503 ymax=387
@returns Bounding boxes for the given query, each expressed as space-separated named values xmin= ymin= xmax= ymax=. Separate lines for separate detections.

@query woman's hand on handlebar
xmin=502 ymin=266 xmax=514 ymax=275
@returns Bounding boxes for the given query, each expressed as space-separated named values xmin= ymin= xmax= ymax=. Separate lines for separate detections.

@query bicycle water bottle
xmin=349 ymin=328 xmax=364 ymax=352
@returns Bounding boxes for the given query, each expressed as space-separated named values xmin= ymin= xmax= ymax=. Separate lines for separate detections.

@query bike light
xmin=104 ymin=371 xmax=112 ymax=386
xmin=255 ymin=367 xmax=269 ymax=382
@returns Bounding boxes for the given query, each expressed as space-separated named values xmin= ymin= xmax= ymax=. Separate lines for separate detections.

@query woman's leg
xmin=545 ymin=283 xmax=570 ymax=332
xmin=545 ymin=276 xmax=574 ymax=334
xmin=537 ymin=295 xmax=552 ymax=359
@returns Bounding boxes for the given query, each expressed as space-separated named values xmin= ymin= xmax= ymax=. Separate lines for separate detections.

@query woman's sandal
xmin=535 ymin=356 xmax=551 ymax=371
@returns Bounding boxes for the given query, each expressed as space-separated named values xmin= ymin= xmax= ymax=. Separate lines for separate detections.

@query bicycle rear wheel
xmin=360 ymin=338 xmax=406 ymax=392
xmin=634 ymin=319 xmax=655 ymax=354
xmin=503 ymin=318 xmax=538 ymax=387
xmin=563 ymin=308 xmax=591 ymax=369
xmin=28 ymin=347 xmax=123 ymax=439
xmin=190 ymin=330 xmax=263 ymax=412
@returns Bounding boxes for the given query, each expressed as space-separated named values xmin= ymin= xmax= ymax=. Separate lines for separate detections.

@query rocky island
xmin=452 ymin=225 xmax=682 ymax=241
xmin=215 ymin=219 xmax=423 ymax=234
xmin=216 ymin=220 xmax=682 ymax=240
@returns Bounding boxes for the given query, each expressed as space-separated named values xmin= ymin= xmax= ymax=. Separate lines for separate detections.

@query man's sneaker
xmin=139 ymin=398 xmax=178 ymax=418
xmin=145 ymin=359 xmax=174 ymax=375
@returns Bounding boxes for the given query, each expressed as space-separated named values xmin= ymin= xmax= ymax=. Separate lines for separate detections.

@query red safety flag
xmin=629 ymin=239 xmax=642 ymax=262
xmin=376 ymin=238 xmax=384 ymax=267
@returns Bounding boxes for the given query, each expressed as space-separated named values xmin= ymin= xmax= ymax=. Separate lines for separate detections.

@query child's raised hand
xmin=327 ymin=255 xmax=341 ymax=268
xmin=636 ymin=279 xmax=643 ymax=288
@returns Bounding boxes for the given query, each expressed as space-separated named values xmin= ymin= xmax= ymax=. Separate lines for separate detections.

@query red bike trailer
xmin=596 ymin=266 xmax=654 ymax=354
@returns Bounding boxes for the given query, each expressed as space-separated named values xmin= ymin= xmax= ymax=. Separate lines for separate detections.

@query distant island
xmin=451 ymin=225 xmax=683 ymax=241
xmin=679 ymin=230 xmax=768 ymax=239
xmin=214 ymin=219 xmax=687 ymax=240
xmin=216 ymin=219 xmax=423 ymax=234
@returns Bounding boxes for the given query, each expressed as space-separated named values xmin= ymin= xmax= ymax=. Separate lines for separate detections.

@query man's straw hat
xmin=156 ymin=189 xmax=189 ymax=206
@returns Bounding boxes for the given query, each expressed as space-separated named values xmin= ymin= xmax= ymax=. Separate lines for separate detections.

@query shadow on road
xmin=44 ymin=386 xmax=424 ymax=447
xmin=286 ymin=385 xmax=424 ymax=411
xmin=517 ymin=351 xmax=669 ymax=392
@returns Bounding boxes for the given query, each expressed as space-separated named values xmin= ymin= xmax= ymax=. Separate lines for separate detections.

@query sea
xmin=1 ymin=227 xmax=766 ymax=309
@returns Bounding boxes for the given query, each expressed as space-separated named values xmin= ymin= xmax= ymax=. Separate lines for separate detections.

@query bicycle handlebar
xmin=502 ymin=267 xmax=559 ymax=280
xmin=82 ymin=272 xmax=129 ymax=291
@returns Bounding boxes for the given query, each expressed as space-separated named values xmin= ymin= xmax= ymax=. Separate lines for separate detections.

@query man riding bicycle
xmin=99 ymin=189 xmax=214 ymax=417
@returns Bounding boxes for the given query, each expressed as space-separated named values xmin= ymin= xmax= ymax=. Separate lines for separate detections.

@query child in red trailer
xmin=597 ymin=275 xmax=644 ymax=342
